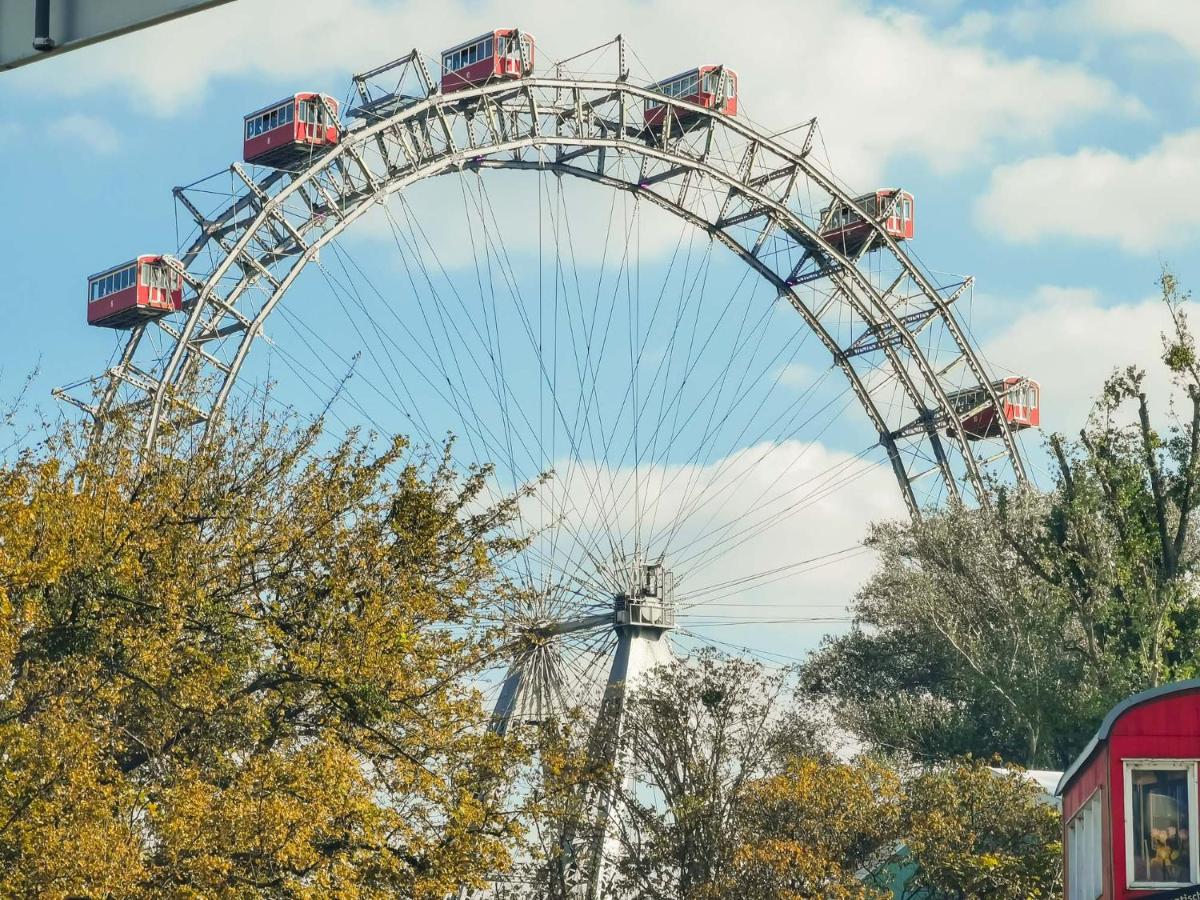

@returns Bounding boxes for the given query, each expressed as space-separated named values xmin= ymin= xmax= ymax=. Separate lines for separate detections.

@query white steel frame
xmin=59 ymin=52 xmax=1028 ymax=517
xmin=57 ymin=36 xmax=1036 ymax=896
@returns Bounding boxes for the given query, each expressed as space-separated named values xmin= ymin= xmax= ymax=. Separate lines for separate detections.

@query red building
xmin=243 ymin=93 xmax=340 ymax=169
xmin=643 ymin=66 xmax=737 ymax=131
xmin=440 ymin=29 xmax=534 ymax=94
xmin=947 ymin=376 xmax=1041 ymax=440
xmin=1059 ymin=680 xmax=1200 ymax=899
xmin=819 ymin=189 xmax=914 ymax=257
xmin=87 ymin=255 xmax=182 ymax=329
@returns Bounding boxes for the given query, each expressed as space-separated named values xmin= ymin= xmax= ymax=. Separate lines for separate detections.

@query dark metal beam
xmin=1 ymin=0 xmax=235 ymax=70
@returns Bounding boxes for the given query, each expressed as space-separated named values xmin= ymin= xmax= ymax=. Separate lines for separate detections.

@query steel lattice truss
xmin=58 ymin=47 xmax=1026 ymax=516
xmin=54 ymin=39 xmax=1038 ymax=897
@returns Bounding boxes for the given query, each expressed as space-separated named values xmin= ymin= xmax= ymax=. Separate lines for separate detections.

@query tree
xmin=900 ymin=761 xmax=1062 ymax=900
xmin=803 ymin=274 xmax=1200 ymax=768
xmin=591 ymin=653 xmax=1060 ymax=899
xmin=724 ymin=755 xmax=901 ymax=899
xmin=0 ymin=406 xmax=532 ymax=897
xmin=801 ymin=494 xmax=1101 ymax=768
xmin=604 ymin=651 xmax=790 ymax=899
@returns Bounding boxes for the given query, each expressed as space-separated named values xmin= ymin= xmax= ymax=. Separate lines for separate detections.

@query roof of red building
xmin=1056 ymin=678 xmax=1200 ymax=796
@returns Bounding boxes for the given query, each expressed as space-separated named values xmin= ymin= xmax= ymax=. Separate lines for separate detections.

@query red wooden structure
xmin=948 ymin=376 xmax=1041 ymax=440
xmin=440 ymin=29 xmax=534 ymax=94
xmin=643 ymin=66 xmax=737 ymax=131
xmin=819 ymin=189 xmax=914 ymax=257
xmin=1059 ymin=680 xmax=1200 ymax=899
xmin=87 ymin=255 xmax=182 ymax=329
xmin=243 ymin=93 xmax=340 ymax=169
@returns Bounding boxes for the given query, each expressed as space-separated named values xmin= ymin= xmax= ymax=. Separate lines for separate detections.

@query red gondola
xmin=243 ymin=93 xmax=340 ymax=169
xmin=948 ymin=377 xmax=1041 ymax=440
xmin=820 ymin=190 xmax=914 ymax=256
xmin=87 ymin=256 xmax=183 ymax=329
xmin=440 ymin=29 xmax=534 ymax=94
xmin=644 ymin=66 xmax=738 ymax=131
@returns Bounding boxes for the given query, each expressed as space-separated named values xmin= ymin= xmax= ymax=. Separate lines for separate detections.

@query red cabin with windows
xmin=644 ymin=66 xmax=738 ymax=130
xmin=87 ymin=255 xmax=183 ymax=329
xmin=1059 ymin=680 xmax=1200 ymax=899
xmin=820 ymin=190 xmax=914 ymax=256
xmin=947 ymin=376 xmax=1040 ymax=440
xmin=440 ymin=29 xmax=534 ymax=94
xmin=243 ymin=93 xmax=340 ymax=169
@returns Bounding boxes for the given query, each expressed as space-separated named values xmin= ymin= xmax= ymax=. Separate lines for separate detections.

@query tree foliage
xmin=900 ymin=762 xmax=1061 ymax=900
xmin=803 ymin=274 xmax=1200 ymax=768
xmin=0 ymin=409 xmax=531 ymax=897
xmin=598 ymin=654 xmax=1059 ymax=899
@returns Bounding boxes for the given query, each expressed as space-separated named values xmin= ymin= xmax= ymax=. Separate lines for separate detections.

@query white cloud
xmin=8 ymin=0 xmax=1136 ymax=184
xmin=775 ymin=362 xmax=822 ymax=391
xmin=510 ymin=439 xmax=906 ymax=656
xmin=47 ymin=114 xmax=120 ymax=155
xmin=977 ymin=130 xmax=1200 ymax=254
xmin=349 ymin=167 xmax=692 ymax=268
xmin=1079 ymin=0 xmax=1200 ymax=57
xmin=983 ymin=286 xmax=1177 ymax=437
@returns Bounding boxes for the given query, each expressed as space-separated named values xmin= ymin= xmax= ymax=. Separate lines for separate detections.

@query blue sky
xmin=1 ymin=0 xmax=1197 ymax=661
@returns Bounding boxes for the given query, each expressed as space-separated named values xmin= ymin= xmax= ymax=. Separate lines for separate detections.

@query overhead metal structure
xmin=58 ymin=34 xmax=1031 ymax=896
xmin=0 ymin=0 xmax=234 ymax=70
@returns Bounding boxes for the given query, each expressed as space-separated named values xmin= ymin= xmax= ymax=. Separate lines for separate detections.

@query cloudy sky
xmin=1 ymin=0 xmax=1196 ymax=664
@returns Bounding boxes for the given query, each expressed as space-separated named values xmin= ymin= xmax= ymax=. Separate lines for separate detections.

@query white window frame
xmin=1068 ymin=788 xmax=1103 ymax=900
xmin=1124 ymin=758 xmax=1200 ymax=890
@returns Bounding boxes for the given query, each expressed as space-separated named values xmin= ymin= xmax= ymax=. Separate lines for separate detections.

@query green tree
xmin=0 ymin=406 xmax=531 ymax=897
xmin=803 ymin=274 xmax=1200 ymax=768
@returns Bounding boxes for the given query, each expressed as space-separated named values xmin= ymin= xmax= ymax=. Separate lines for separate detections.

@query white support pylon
xmin=584 ymin=558 xmax=676 ymax=900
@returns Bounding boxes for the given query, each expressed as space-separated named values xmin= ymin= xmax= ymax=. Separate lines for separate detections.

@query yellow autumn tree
xmin=0 ymin=404 xmax=532 ymax=898
xmin=721 ymin=756 xmax=902 ymax=900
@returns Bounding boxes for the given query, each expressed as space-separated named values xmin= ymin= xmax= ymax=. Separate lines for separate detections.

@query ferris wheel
xmin=58 ymin=29 xmax=1039 ymax=895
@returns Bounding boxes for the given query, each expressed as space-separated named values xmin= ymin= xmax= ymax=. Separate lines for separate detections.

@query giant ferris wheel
xmin=59 ymin=29 xmax=1039 ymax=895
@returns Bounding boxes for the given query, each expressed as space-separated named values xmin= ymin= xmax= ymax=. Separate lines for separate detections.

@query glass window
xmin=1127 ymin=762 xmax=1197 ymax=887
xmin=1068 ymin=791 xmax=1103 ymax=900
xmin=485 ymin=37 xmax=492 ymax=57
